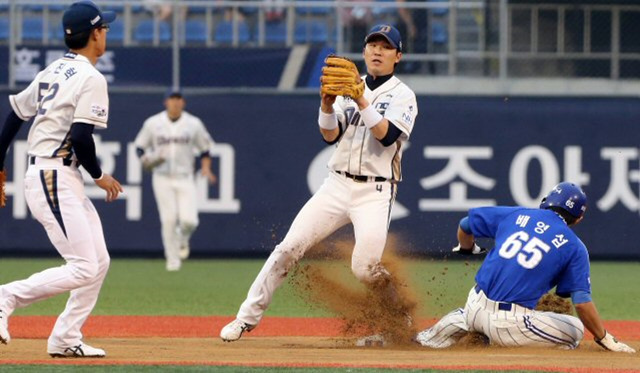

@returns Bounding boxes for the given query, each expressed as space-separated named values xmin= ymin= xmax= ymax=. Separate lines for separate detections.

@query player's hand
xmin=201 ymin=168 xmax=217 ymax=184
xmin=452 ymin=242 xmax=486 ymax=255
xmin=595 ymin=331 xmax=636 ymax=353
xmin=94 ymin=174 xmax=123 ymax=202
xmin=141 ymin=153 xmax=165 ymax=171
xmin=320 ymin=92 xmax=337 ymax=107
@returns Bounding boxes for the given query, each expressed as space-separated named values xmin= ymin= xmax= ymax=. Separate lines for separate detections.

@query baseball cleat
xmin=179 ymin=243 xmax=190 ymax=260
xmin=48 ymin=343 xmax=106 ymax=358
xmin=166 ymin=261 xmax=181 ymax=272
xmin=0 ymin=309 xmax=10 ymax=344
xmin=355 ymin=334 xmax=386 ymax=347
xmin=415 ymin=328 xmax=457 ymax=348
xmin=220 ymin=319 xmax=255 ymax=342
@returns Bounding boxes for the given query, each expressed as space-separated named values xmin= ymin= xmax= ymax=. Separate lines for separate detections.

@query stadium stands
xmin=0 ymin=1 xmax=424 ymax=47
xmin=214 ymin=20 xmax=250 ymax=45
xmin=134 ymin=19 xmax=171 ymax=43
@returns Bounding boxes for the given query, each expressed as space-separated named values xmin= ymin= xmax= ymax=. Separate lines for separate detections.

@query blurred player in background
xmin=135 ymin=89 xmax=216 ymax=271
xmin=416 ymin=182 xmax=636 ymax=353
xmin=221 ymin=24 xmax=418 ymax=344
xmin=0 ymin=1 xmax=122 ymax=357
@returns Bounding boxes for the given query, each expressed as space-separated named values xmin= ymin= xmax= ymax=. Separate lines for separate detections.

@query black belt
xmin=474 ymin=284 xmax=513 ymax=312
xmin=336 ymin=171 xmax=386 ymax=183
xmin=29 ymin=156 xmax=77 ymax=167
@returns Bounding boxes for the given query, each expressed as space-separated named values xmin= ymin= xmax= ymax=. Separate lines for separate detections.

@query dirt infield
xmin=0 ymin=316 xmax=639 ymax=371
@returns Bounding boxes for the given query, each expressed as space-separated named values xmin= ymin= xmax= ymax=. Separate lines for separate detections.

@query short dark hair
xmin=64 ymin=29 xmax=92 ymax=49
xmin=548 ymin=206 xmax=579 ymax=225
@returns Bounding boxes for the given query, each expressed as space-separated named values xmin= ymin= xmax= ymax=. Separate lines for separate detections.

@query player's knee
xmin=571 ymin=317 xmax=585 ymax=345
xmin=70 ymin=261 xmax=100 ymax=283
xmin=100 ymin=255 xmax=111 ymax=274
xmin=351 ymin=261 xmax=379 ymax=282
xmin=272 ymin=242 xmax=304 ymax=267
xmin=181 ymin=221 xmax=198 ymax=235
xmin=351 ymin=260 xmax=389 ymax=283
xmin=160 ymin=218 xmax=178 ymax=229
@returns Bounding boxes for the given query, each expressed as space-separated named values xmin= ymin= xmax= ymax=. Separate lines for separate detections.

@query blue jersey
xmin=470 ymin=206 xmax=591 ymax=309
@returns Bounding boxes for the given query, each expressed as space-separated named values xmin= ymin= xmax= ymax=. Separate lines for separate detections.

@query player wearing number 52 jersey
xmin=416 ymin=182 xmax=635 ymax=353
xmin=0 ymin=1 xmax=122 ymax=358
xmin=221 ymin=24 xmax=418 ymax=343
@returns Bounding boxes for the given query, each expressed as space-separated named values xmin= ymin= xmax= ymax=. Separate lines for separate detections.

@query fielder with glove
xmin=417 ymin=182 xmax=635 ymax=353
xmin=221 ymin=24 xmax=419 ymax=344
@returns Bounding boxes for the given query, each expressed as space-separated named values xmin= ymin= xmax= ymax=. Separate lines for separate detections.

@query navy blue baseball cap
xmin=63 ymin=1 xmax=116 ymax=35
xmin=165 ymin=88 xmax=184 ymax=99
xmin=364 ymin=24 xmax=403 ymax=52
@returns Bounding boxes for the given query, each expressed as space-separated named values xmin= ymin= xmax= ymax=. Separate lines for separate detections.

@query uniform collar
xmin=552 ymin=211 xmax=568 ymax=225
xmin=64 ymin=51 xmax=91 ymax=64
xmin=365 ymin=73 xmax=393 ymax=91
xmin=165 ymin=111 xmax=182 ymax=123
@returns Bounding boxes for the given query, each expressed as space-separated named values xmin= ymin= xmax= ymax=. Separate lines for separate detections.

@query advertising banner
xmin=0 ymin=94 xmax=638 ymax=259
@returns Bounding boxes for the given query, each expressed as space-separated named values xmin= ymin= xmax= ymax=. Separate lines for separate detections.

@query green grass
xmin=0 ymin=258 xmax=637 ymax=320
xmin=0 ymin=366 xmax=548 ymax=373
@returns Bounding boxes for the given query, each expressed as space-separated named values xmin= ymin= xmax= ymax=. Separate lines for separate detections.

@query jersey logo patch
xmin=91 ymin=104 xmax=108 ymax=119
xmin=375 ymin=102 xmax=389 ymax=114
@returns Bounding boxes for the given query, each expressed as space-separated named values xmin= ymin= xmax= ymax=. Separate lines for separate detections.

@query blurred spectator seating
xmin=185 ymin=19 xmax=208 ymax=43
xmin=264 ymin=21 xmax=287 ymax=44
xmin=0 ymin=18 xmax=8 ymax=41
xmin=296 ymin=0 xmax=332 ymax=16
xmin=134 ymin=19 xmax=172 ymax=43
xmin=109 ymin=19 xmax=126 ymax=43
xmin=22 ymin=17 xmax=44 ymax=41
xmin=295 ymin=19 xmax=329 ymax=44
xmin=215 ymin=20 xmax=251 ymax=44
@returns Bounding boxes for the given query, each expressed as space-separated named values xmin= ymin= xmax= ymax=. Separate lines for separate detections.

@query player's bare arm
xmin=69 ymin=123 xmax=123 ymax=202
xmin=94 ymin=174 xmax=123 ymax=202
xmin=450 ymin=219 xmax=486 ymax=255
xmin=455 ymin=226 xmax=475 ymax=251
xmin=575 ymin=301 xmax=635 ymax=353
xmin=200 ymin=155 xmax=217 ymax=184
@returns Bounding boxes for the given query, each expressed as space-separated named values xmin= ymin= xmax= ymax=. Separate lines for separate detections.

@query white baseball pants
xmin=0 ymin=159 xmax=110 ymax=349
xmin=236 ymin=171 xmax=397 ymax=325
xmin=417 ymin=286 xmax=584 ymax=349
xmin=152 ymin=173 xmax=199 ymax=270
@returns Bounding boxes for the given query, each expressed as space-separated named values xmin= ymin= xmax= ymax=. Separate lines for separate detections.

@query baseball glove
xmin=320 ymin=55 xmax=365 ymax=99
xmin=140 ymin=152 xmax=165 ymax=172
xmin=0 ymin=169 xmax=6 ymax=208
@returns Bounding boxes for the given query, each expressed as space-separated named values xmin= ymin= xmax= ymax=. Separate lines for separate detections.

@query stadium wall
xmin=0 ymin=93 xmax=639 ymax=259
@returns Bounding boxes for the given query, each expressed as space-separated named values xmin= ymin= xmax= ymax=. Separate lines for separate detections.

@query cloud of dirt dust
xmin=289 ymin=233 xmax=419 ymax=346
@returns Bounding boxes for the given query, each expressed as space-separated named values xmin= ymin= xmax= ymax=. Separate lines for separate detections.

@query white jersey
xmin=135 ymin=110 xmax=213 ymax=177
xmin=10 ymin=52 xmax=109 ymax=160
xmin=329 ymin=75 xmax=417 ymax=181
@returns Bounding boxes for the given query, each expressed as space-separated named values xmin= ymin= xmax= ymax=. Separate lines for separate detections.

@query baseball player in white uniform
xmin=221 ymin=24 xmax=418 ymax=342
xmin=0 ymin=1 xmax=122 ymax=357
xmin=134 ymin=90 xmax=216 ymax=271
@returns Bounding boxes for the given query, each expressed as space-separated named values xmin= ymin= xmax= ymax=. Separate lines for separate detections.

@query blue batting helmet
xmin=540 ymin=182 xmax=587 ymax=218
